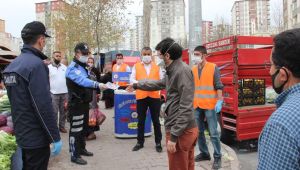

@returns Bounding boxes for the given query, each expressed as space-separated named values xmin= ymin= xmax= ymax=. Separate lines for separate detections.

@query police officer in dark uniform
xmin=2 ymin=21 xmax=62 ymax=170
xmin=66 ymin=42 xmax=106 ymax=165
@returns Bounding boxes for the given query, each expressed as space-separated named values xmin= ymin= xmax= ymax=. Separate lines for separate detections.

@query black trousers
xmin=69 ymin=103 xmax=89 ymax=158
xmin=22 ymin=146 xmax=50 ymax=170
xmin=137 ymin=97 xmax=162 ymax=144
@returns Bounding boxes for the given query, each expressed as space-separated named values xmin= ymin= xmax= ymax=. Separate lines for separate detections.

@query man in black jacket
xmin=3 ymin=21 xmax=61 ymax=170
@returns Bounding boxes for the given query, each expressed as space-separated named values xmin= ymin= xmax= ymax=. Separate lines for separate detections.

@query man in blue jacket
xmin=66 ymin=42 xmax=106 ymax=165
xmin=3 ymin=21 xmax=62 ymax=170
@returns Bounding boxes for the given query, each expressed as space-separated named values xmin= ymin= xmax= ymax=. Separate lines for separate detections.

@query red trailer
xmin=204 ymin=36 xmax=276 ymax=146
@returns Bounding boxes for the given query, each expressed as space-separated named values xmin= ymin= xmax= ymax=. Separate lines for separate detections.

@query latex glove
xmin=214 ymin=100 xmax=223 ymax=113
xmin=51 ymin=140 xmax=62 ymax=156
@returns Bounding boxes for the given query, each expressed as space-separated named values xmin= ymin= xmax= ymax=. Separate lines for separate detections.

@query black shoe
xmin=155 ymin=143 xmax=163 ymax=153
xmin=132 ymin=143 xmax=144 ymax=151
xmin=80 ymin=149 xmax=93 ymax=156
xmin=195 ymin=153 xmax=211 ymax=162
xmin=212 ymin=157 xmax=222 ymax=170
xmin=71 ymin=157 xmax=87 ymax=165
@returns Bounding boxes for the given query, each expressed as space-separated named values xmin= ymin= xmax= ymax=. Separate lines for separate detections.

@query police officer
xmin=3 ymin=21 xmax=62 ymax=170
xmin=66 ymin=42 xmax=105 ymax=165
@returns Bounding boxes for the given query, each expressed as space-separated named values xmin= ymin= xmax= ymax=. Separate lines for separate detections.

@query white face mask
xmin=78 ymin=55 xmax=88 ymax=64
xmin=87 ymin=63 xmax=93 ymax=68
xmin=142 ymin=55 xmax=152 ymax=64
xmin=192 ymin=55 xmax=203 ymax=65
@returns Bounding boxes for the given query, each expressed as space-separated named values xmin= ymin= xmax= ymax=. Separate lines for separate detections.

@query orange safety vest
xmin=113 ymin=63 xmax=129 ymax=87
xmin=135 ymin=62 xmax=160 ymax=100
xmin=192 ymin=62 xmax=218 ymax=109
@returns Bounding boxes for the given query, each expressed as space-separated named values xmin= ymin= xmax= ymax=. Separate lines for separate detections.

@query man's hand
xmin=51 ymin=140 xmax=62 ymax=156
xmin=99 ymin=83 xmax=107 ymax=90
xmin=214 ymin=100 xmax=223 ymax=113
xmin=167 ymin=140 xmax=176 ymax=153
xmin=126 ymin=84 xmax=135 ymax=92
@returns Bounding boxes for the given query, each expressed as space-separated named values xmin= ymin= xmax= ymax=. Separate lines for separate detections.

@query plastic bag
xmin=88 ymin=109 xmax=97 ymax=127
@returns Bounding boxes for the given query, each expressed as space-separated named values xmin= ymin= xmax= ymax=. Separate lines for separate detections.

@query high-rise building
xmin=0 ymin=19 xmax=5 ymax=33
xmin=136 ymin=16 xmax=144 ymax=51
xmin=0 ymin=19 xmax=22 ymax=54
xmin=35 ymin=0 xmax=67 ymax=57
xmin=189 ymin=0 xmax=202 ymax=51
xmin=231 ymin=0 xmax=270 ymax=36
xmin=150 ymin=0 xmax=186 ymax=50
xmin=202 ymin=21 xmax=213 ymax=44
xmin=283 ymin=0 xmax=300 ymax=29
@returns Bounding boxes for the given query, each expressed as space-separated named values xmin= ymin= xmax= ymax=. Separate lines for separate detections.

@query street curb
xmin=221 ymin=142 xmax=240 ymax=170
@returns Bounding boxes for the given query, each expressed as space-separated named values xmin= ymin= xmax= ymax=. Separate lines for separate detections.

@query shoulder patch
xmin=3 ymin=74 xmax=18 ymax=86
xmin=75 ymin=69 xmax=81 ymax=75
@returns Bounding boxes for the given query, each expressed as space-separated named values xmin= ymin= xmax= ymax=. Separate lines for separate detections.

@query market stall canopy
xmin=0 ymin=45 xmax=18 ymax=65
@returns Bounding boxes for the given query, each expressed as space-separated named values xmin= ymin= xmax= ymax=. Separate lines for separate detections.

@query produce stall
xmin=0 ymin=90 xmax=18 ymax=170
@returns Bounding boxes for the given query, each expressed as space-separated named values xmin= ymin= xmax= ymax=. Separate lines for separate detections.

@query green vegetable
xmin=0 ymin=131 xmax=17 ymax=170
xmin=0 ymin=95 xmax=11 ymax=113
xmin=0 ymin=154 xmax=11 ymax=170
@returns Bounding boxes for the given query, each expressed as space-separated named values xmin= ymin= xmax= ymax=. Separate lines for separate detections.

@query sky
xmin=0 ymin=0 xmax=280 ymax=38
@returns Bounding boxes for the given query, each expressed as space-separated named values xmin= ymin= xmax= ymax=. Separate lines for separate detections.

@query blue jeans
xmin=194 ymin=107 xmax=221 ymax=158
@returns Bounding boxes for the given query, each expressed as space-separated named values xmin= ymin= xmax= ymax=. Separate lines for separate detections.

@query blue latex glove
xmin=51 ymin=140 xmax=62 ymax=156
xmin=214 ymin=100 xmax=223 ymax=113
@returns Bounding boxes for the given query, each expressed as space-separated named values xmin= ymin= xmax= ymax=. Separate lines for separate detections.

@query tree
xmin=54 ymin=0 xmax=129 ymax=60
xmin=212 ymin=16 xmax=232 ymax=41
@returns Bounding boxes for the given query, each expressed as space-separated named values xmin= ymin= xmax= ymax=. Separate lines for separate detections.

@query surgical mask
xmin=142 ymin=55 xmax=152 ymax=64
xmin=78 ymin=55 xmax=88 ymax=64
xmin=271 ymin=68 xmax=289 ymax=94
xmin=191 ymin=55 xmax=202 ymax=65
xmin=87 ymin=63 xmax=93 ymax=68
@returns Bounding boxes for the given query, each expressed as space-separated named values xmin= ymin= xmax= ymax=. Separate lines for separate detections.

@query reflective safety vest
xmin=192 ymin=62 xmax=217 ymax=109
xmin=135 ymin=62 xmax=160 ymax=100
xmin=113 ymin=63 xmax=129 ymax=87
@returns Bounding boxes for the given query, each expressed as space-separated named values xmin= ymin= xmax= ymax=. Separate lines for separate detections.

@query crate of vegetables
xmin=238 ymin=79 xmax=266 ymax=107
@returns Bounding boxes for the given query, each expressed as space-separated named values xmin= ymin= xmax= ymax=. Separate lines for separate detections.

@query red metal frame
xmin=205 ymin=36 xmax=276 ymax=141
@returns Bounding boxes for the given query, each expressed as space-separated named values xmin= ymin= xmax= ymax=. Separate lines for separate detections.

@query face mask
xmin=117 ymin=59 xmax=123 ymax=65
xmin=142 ymin=55 xmax=152 ymax=64
xmin=271 ymin=68 xmax=288 ymax=94
xmin=78 ymin=55 xmax=88 ymax=64
xmin=192 ymin=56 xmax=202 ymax=65
xmin=87 ymin=63 xmax=93 ymax=68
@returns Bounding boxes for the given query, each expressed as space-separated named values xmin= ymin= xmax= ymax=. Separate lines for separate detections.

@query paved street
xmin=48 ymin=101 xmax=239 ymax=170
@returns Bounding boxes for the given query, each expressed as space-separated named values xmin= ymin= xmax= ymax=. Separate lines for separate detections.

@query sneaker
xmin=212 ymin=157 xmax=222 ymax=170
xmin=155 ymin=143 xmax=163 ymax=153
xmin=195 ymin=153 xmax=211 ymax=162
xmin=132 ymin=143 xmax=144 ymax=151
xmin=80 ymin=149 xmax=93 ymax=156
xmin=71 ymin=157 xmax=87 ymax=165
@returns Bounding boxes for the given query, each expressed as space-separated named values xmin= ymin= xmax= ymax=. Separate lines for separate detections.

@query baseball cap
xmin=21 ymin=21 xmax=51 ymax=38
xmin=74 ymin=42 xmax=90 ymax=55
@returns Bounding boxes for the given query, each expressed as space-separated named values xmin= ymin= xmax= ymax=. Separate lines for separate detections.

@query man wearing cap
xmin=2 ymin=21 xmax=61 ymax=169
xmin=66 ymin=42 xmax=106 ymax=165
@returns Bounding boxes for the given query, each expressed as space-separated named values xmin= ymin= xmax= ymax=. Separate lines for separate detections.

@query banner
xmin=112 ymin=72 xmax=131 ymax=83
